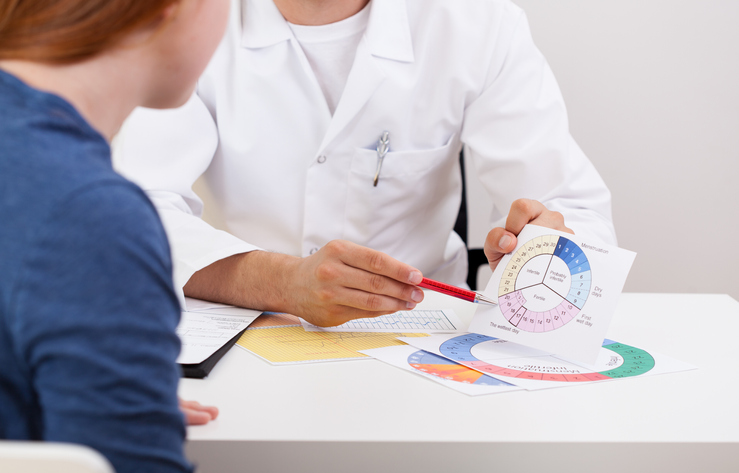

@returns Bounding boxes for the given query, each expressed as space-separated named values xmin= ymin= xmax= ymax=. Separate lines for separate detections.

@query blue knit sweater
xmin=0 ymin=69 xmax=191 ymax=473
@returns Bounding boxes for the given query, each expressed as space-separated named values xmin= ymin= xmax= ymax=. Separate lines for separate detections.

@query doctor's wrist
xmin=182 ymin=250 xmax=296 ymax=313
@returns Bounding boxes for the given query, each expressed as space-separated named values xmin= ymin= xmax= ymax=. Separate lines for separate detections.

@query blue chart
xmin=498 ymin=235 xmax=591 ymax=333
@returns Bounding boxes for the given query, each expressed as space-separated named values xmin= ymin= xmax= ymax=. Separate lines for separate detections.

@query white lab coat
xmin=115 ymin=0 xmax=616 ymax=299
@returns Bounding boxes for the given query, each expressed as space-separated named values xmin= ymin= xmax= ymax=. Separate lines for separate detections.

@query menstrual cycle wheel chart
xmin=440 ymin=334 xmax=656 ymax=383
xmin=499 ymin=235 xmax=591 ymax=332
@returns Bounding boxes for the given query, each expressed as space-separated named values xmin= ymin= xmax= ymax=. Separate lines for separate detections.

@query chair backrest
xmin=453 ymin=149 xmax=489 ymax=291
xmin=0 ymin=441 xmax=115 ymax=473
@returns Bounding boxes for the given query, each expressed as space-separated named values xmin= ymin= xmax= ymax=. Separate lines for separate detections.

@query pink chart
xmin=498 ymin=235 xmax=591 ymax=333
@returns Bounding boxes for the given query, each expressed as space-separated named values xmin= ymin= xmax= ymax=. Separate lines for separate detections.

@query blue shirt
xmin=0 ymin=70 xmax=191 ymax=472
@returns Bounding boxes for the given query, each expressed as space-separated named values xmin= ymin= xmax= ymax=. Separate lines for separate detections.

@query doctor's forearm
xmin=182 ymin=242 xmax=424 ymax=326
xmin=183 ymin=251 xmax=299 ymax=313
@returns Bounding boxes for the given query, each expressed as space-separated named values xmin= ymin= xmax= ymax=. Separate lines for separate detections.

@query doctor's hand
xmin=286 ymin=240 xmax=425 ymax=327
xmin=484 ymin=199 xmax=573 ymax=272
xmin=183 ymin=243 xmax=424 ymax=328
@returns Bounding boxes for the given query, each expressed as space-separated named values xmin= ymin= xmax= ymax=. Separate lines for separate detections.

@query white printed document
xmin=176 ymin=301 xmax=260 ymax=364
xmin=301 ymin=309 xmax=461 ymax=333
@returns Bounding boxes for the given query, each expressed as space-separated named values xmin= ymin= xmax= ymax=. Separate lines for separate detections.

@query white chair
xmin=0 ymin=441 xmax=114 ymax=473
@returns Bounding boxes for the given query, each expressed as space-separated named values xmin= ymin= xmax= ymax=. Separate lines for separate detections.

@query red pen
xmin=417 ymin=277 xmax=497 ymax=305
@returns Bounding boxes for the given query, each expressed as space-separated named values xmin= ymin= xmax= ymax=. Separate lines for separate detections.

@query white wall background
xmin=468 ymin=0 xmax=739 ymax=300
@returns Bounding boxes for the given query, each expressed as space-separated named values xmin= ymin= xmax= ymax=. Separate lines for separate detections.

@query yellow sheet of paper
xmin=236 ymin=315 xmax=428 ymax=364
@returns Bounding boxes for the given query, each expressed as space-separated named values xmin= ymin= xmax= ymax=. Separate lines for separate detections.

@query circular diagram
xmin=439 ymin=334 xmax=655 ymax=382
xmin=407 ymin=350 xmax=508 ymax=386
xmin=499 ymin=235 xmax=591 ymax=332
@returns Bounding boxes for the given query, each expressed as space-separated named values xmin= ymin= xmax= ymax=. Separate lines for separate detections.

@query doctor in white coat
xmin=116 ymin=0 xmax=616 ymax=326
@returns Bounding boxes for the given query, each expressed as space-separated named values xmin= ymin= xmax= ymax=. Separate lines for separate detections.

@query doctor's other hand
xmin=287 ymin=240 xmax=424 ymax=327
xmin=179 ymin=398 xmax=219 ymax=426
xmin=484 ymin=199 xmax=573 ymax=272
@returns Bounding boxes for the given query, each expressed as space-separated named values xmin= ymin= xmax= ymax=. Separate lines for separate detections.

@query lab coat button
xmin=317 ymin=155 xmax=327 ymax=164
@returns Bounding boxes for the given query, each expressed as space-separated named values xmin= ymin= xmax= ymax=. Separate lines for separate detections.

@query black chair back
xmin=453 ymin=150 xmax=489 ymax=291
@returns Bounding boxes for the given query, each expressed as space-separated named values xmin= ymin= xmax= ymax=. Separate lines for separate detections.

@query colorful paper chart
xmin=236 ymin=313 xmax=428 ymax=364
xmin=498 ymin=234 xmax=591 ymax=332
xmin=469 ymin=224 xmax=636 ymax=364
xmin=407 ymin=350 xmax=510 ymax=386
xmin=400 ymin=333 xmax=695 ymax=391
xmin=439 ymin=334 xmax=654 ymax=382
xmin=359 ymin=345 xmax=520 ymax=396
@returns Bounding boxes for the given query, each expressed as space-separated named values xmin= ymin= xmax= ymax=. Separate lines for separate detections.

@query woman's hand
xmin=179 ymin=398 xmax=219 ymax=426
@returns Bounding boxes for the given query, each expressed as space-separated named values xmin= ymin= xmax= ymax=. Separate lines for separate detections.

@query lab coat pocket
xmin=344 ymin=134 xmax=461 ymax=265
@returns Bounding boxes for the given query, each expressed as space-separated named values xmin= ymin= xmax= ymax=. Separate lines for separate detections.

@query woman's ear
xmin=159 ymin=1 xmax=182 ymax=24
xmin=119 ymin=0 xmax=182 ymax=49
xmin=148 ymin=0 xmax=182 ymax=33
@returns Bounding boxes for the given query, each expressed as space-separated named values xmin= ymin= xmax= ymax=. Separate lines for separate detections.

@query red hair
xmin=0 ymin=0 xmax=179 ymax=64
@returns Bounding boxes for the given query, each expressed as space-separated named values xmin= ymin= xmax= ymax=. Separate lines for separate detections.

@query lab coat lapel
xmin=316 ymin=41 xmax=386 ymax=154
xmin=316 ymin=0 xmax=415 ymax=155
xmin=240 ymin=0 xmax=292 ymax=48
xmin=241 ymin=0 xmax=333 ymax=145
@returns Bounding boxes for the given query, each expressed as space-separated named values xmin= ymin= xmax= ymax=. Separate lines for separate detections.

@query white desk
xmin=179 ymin=293 xmax=739 ymax=473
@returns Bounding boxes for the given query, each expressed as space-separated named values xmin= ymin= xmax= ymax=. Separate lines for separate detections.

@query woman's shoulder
xmin=0 ymin=68 xmax=150 ymax=232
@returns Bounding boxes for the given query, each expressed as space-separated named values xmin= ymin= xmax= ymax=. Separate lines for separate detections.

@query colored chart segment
xmin=498 ymin=235 xmax=592 ymax=332
xmin=599 ymin=340 xmax=656 ymax=378
xmin=407 ymin=350 xmax=509 ymax=386
xmin=438 ymin=334 xmax=655 ymax=383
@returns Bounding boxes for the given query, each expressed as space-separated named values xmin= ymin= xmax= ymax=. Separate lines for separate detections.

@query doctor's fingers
xmin=350 ymin=266 xmax=424 ymax=307
xmin=504 ymin=199 xmax=553 ymax=235
xmin=327 ymin=286 xmax=417 ymax=322
xmin=303 ymin=301 xmax=402 ymax=327
xmin=313 ymin=262 xmax=423 ymax=308
xmin=504 ymin=199 xmax=571 ymax=236
xmin=321 ymin=240 xmax=423 ymax=285
xmin=505 ymin=199 xmax=573 ymax=236
xmin=529 ymin=212 xmax=573 ymax=235
xmin=484 ymin=227 xmax=518 ymax=272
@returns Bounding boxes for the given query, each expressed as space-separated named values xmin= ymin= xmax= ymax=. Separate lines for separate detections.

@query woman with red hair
xmin=0 ymin=1 xmax=229 ymax=471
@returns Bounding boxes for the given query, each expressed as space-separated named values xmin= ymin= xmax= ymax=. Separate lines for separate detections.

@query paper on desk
xmin=301 ymin=309 xmax=462 ymax=333
xmin=360 ymin=345 xmax=521 ymax=396
xmin=236 ymin=312 xmax=429 ymax=364
xmin=176 ymin=309 xmax=260 ymax=364
xmin=400 ymin=333 xmax=696 ymax=391
xmin=184 ymin=296 xmax=238 ymax=312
